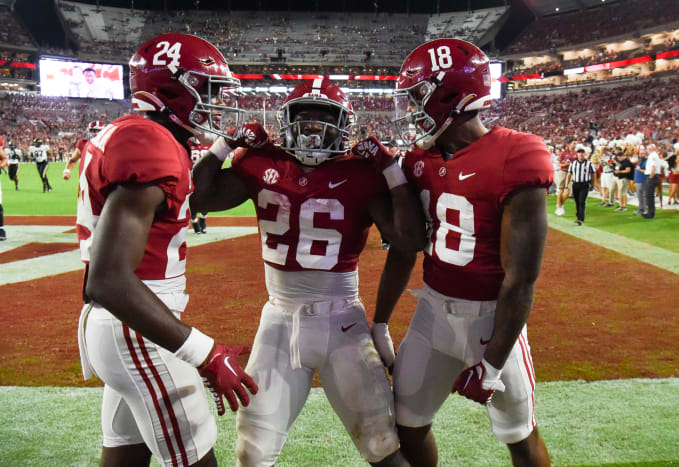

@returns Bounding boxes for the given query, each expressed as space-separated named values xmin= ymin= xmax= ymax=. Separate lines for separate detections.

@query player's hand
xmin=371 ymin=322 xmax=395 ymax=372
xmin=451 ymin=359 xmax=505 ymax=405
xmin=352 ymin=136 xmax=395 ymax=171
xmin=198 ymin=344 xmax=258 ymax=415
xmin=229 ymin=122 xmax=270 ymax=149
xmin=63 ymin=168 xmax=71 ymax=180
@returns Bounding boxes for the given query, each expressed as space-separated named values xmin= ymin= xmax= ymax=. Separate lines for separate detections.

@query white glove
xmin=371 ymin=322 xmax=395 ymax=368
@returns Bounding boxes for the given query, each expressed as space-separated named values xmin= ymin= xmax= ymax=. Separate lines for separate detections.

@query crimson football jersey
xmin=76 ymin=138 xmax=88 ymax=153
xmin=403 ymin=126 xmax=553 ymax=300
xmin=231 ymin=146 xmax=388 ymax=272
xmin=76 ymin=114 xmax=193 ymax=280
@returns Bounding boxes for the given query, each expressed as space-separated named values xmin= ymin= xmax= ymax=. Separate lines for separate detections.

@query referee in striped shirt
xmin=566 ymin=145 xmax=594 ymax=225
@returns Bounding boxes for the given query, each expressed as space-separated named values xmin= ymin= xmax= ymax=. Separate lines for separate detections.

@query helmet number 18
xmin=427 ymin=46 xmax=453 ymax=72
xmin=153 ymin=41 xmax=182 ymax=70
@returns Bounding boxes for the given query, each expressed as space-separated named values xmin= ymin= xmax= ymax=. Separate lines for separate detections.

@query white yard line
xmin=547 ymin=213 xmax=679 ymax=274
xmin=0 ymin=226 xmax=258 ymax=286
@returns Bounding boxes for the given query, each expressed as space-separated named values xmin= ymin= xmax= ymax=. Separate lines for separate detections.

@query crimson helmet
xmin=129 ymin=33 xmax=243 ymax=140
xmin=87 ymin=120 xmax=105 ymax=136
xmin=277 ymin=78 xmax=355 ymax=166
xmin=392 ymin=38 xmax=492 ymax=149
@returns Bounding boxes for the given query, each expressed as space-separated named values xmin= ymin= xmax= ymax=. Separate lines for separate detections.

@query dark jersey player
xmin=75 ymin=33 xmax=257 ymax=467
xmin=191 ymin=78 xmax=424 ymax=466
xmin=383 ymin=38 xmax=553 ymax=466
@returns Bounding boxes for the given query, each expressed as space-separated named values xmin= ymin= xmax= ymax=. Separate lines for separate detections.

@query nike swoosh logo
xmin=480 ymin=337 xmax=491 ymax=345
xmin=458 ymin=172 xmax=476 ymax=181
xmin=223 ymin=356 xmax=238 ymax=376
xmin=329 ymin=179 xmax=348 ymax=189
xmin=341 ymin=322 xmax=357 ymax=332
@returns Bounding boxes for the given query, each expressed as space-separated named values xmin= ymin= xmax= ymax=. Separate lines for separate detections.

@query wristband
xmin=174 ymin=327 xmax=215 ymax=367
xmin=382 ymin=162 xmax=407 ymax=190
xmin=482 ymin=358 xmax=502 ymax=381
xmin=63 ymin=168 xmax=70 ymax=174
xmin=209 ymin=137 xmax=233 ymax=162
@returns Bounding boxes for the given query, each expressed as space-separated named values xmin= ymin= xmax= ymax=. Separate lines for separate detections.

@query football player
xmin=0 ymin=136 xmax=7 ymax=240
xmin=188 ymin=138 xmax=212 ymax=233
xmin=191 ymin=78 xmax=425 ymax=466
xmin=5 ymin=140 xmax=22 ymax=190
xmin=63 ymin=120 xmax=105 ymax=180
xmin=28 ymin=137 xmax=52 ymax=192
xmin=76 ymin=33 xmax=258 ymax=467
xmin=383 ymin=38 xmax=553 ymax=466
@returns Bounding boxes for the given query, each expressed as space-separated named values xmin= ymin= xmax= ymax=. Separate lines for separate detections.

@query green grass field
xmin=2 ymin=379 xmax=679 ymax=466
xmin=3 ymin=162 xmax=679 ymax=465
xmin=1 ymin=161 xmax=256 ymax=217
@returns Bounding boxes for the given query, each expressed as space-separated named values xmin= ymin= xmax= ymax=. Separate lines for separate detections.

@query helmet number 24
xmin=427 ymin=46 xmax=453 ymax=72
xmin=153 ymin=41 xmax=182 ymax=69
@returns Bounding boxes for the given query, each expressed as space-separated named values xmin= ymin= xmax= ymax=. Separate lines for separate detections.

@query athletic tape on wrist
xmin=209 ymin=137 xmax=233 ymax=162
xmin=174 ymin=328 xmax=215 ymax=367
xmin=482 ymin=358 xmax=502 ymax=381
xmin=382 ymin=162 xmax=407 ymax=190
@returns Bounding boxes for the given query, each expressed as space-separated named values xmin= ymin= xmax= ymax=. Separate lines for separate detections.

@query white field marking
xmin=547 ymin=213 xmax=679 ymax=275
xmin=0 ymin=225 xmax=258 ymax=286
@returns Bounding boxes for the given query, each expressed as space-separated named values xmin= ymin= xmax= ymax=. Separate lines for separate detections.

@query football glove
xmin=451 ymin=358 xmax=506 ymax=405
xmin=371 ymin=322 xmax=395 ymax=371
xmin=352 ymin=136 xmax=395 ymax=171
xmin=198 ymin=344 xmax=258 ymax=414
xmin=211 ymin=123 xmax=270 ymax=161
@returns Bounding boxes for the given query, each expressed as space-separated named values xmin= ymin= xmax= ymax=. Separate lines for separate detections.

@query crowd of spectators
xmin=0 ymin=6 xmax=34 ymax=48
xmin=0 ymin=93 xmax=128 ymax=160
xmin=485 ymin=75 xmax=679 ymax=151
xmin=3 ymin=71 xmax=678 ymax=167
xmin=505 ymin=0 xmax=679 ymax=55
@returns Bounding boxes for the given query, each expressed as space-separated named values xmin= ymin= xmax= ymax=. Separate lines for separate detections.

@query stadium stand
xmin=505 ymin=0 xmax=679 ymax=56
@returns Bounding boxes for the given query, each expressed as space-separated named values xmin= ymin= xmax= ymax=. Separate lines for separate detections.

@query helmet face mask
xmin=129 ymin=33 xmax=244 ymax=141
xmin=277 ymin=78 xmax=355 ymax=166
xmin=180 ymin=70 xmax=244 ymax=138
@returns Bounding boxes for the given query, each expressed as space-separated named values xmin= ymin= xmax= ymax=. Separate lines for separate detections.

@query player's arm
xmin=190 ymin=149 xmax=249 ymax=213
xmin=452 ymin=187 xmax=547 ymax=404
xmin=357 ymin=137 xmax=426 ymax=251
xmin=367 ymin=189 xmax=425 ymax=369
xmin=63 ymin=148 xmax=81 ymax=179
xmin=86 ymin=182 xmax=195 ymax=349
xmin=486 ymin=187 xmax=547 ymax=368
xmin=191 ymin=123 xmax=270 ymax=213
xmin=86 ymin=182 xmax=257 ymax=412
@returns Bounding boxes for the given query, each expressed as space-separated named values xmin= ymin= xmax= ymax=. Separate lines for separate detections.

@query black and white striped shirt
xmin=568 ymin=159 xmax=594 ymax=183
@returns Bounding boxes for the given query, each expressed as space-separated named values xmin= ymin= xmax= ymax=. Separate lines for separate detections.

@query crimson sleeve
xmin=499 ymin=134 xmax=554 ymax=203
xmin=102 ymin=124 xmax=183 ymax=195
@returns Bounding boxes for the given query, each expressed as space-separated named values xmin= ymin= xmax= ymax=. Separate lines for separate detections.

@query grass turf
xmin=1 ymin=161 xmax=256 ymax=217
xmin=547 ymin=193 xmax=678 ymax=253
xmin=1 ymin=380 xmax=678 ymax=466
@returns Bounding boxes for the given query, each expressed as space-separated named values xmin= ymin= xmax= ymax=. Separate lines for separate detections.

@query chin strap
xmin=416 ymin=115 xmax=455 ymax=150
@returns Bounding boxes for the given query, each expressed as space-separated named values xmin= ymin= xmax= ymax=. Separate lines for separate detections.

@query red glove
xmin=451 ymin=359 xmax=505 ymax=405
xmin=228 ymin=122 xmax=270 ymax=149
xmin=352 ymin=136 xmax=395 ymax=171
xmin=198 ymin=344 xmax=258 ymax=415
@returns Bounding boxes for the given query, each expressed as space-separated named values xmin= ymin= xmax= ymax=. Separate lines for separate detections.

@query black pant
xmin=645 ymin=176 xmax=659 ymax=218
xmin=572 ymin=181 xmax=590 ymax=222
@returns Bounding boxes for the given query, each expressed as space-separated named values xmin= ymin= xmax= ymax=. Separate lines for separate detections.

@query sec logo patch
xmin=263 ymin=168 xmax=280 ymax=185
